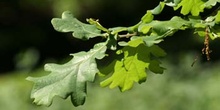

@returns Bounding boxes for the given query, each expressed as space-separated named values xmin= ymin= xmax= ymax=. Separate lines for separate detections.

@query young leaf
xmin=150 ymin=2 xmax=165 ymax=15
xmin=141 ymin=1 xmax=165 ymax=23
xmin=86 ymin=18 xmax=109 ymax=32
xmin=51 ymin=11 xmax=103 ymax=40
xmin=215 ymin=10 xmax=220 ymax=24
xmin=99 ymin=39 xmax=166 ymax=92
xmin=174 ymin=0 xmax=205 ymax=16
xmin=138 ymin=25 xmax=152 ymax=34
xmin=26 ymin=42 xmax=107 ymax=107
xmin=141 ymin=11 xmax=154 ymax=23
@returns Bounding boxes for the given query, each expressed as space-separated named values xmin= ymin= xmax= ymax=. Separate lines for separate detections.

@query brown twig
xmin=202 ymin=27 xmax=211 ymax=61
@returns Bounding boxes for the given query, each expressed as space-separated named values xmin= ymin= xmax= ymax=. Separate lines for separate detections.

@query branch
xmin=118 ymin=32 xmax=137 ymax=38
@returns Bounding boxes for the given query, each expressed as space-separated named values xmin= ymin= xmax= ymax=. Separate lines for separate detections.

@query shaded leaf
xmin=210 ymin=25 xmax=220 ymax=39
xmin=149 ymin=60 xmax=165 ymax=74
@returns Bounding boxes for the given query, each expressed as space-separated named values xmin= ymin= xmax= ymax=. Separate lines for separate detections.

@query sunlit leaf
xmin=174 ymin=0 xmax=205 ymax=16
xmin=109 ymin=27 xmax=128 ymax=34
xmin=131 ymin=36 xmax=163 ymax=47
xmin=139 ymin=16 xmax=190 ymax=36
xmin=27 ymin=42 xmax=107 ymax=106
xmin=141 ymin=11 xmax=154 ymax=23
xmin=86 ymin=18 xmax=109 ymax=32
xmin=204 ymin=0 xmax=220 ymax=7
xmin=100 ymin=39 xmax=166 ymax=92
xmin=51 ymin=11 xmax=102 ymax=40
xmin=164 ymin=0 xmax=181 ymax=7
xmin=151 ymin=2 xmax=165 ymax=15
xmin=138 ymin=25 xmax=152 ymax=34
xmin=215 ymin=10 xmax=220 ymax=24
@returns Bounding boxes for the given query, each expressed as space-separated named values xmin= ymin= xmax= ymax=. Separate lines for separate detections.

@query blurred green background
xmin=1 ymin=0 xmax=220 ymax=110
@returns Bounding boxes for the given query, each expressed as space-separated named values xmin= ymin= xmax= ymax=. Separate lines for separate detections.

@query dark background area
xmin=0 ymin=0 xmax=220 ymax=73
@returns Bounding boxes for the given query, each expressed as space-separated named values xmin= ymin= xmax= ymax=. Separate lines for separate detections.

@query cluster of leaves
xmin=27 ymin=0 xmax=220 ymax=107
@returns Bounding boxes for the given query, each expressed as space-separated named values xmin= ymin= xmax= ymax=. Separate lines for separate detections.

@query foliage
xmin=2 ymin=57 xmax=220 ymax=110
xmin=27 ymin=0 xmax=220 ymax=107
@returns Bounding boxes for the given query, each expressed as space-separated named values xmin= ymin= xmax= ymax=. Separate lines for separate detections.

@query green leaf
xmin=164 ymin=0 xmax=181 ymax=7
xmin=149 ymin=60 xmax=165 ymax=74
xmin=210 ymin=25 xmax=220 ymax=39
xmin=204 ymin=0 xmax=220 ymax=8
xmin=118 ymin=41 xmax=128 ymax=46
xmin=194 ymin=23 xmax=207 ymax=28
xmin=139 ymin=16 xmax=190 ymax=36
xmin=141 ymin=1 xmax=165 ymax=23
xmin=99 ymin=39 xmax=166 ymax=92
xmin=174 ymin=0 xmax=205 ymax=16
xmin=141 ymin=11 xmax=154 ymax=23
xmin=86 ymin=18 xmax=109 ymax=32
xmin=195 ymin=28 xmax=206 ymax=37
xmin=26 ymin=42 xmax=107 ymax=106
xmin=109 ymin=27 xmax=128 ymax=34
xmin=106 ymin=34 xmax=117 ymax=50
xmin=131 ymin=36 xmax=163 ymax=47
xmin=151 ymin=2 xmax=165 ymax=15
xmin=138 ymin=25 xmax=152 ymax=34
xmin=138 ymin=17 xmax=192 ymax=47
xmin=142 ymin=36 xmax=164 ymax=47
xmin=215 ymin=10 xmax=220 ymax=24
xmin=51 ymin=11 xmax=102 ymax=40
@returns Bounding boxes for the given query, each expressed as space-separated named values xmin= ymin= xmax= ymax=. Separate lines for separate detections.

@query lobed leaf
xmin=51 ymin=11 xmax=103 ymax=40
xmin=99 ymin=39 xmax=166 ymax=92
xmin=139 ymin=16 xmax=190 ymax=36
xmin=27 ymin=42 xmax=107 ymax=106
xmin=174 ymin=0 xmax=205 ymax=16
xmin=141 ymin=1 xmax=165 ymax=24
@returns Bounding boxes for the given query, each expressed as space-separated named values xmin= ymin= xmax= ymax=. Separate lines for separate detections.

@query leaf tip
xmin=26 ymin=76 xmax=34 ymax=81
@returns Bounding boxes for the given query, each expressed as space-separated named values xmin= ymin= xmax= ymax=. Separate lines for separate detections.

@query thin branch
xmin=118 ymin=32 xmax=137 ymax=38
